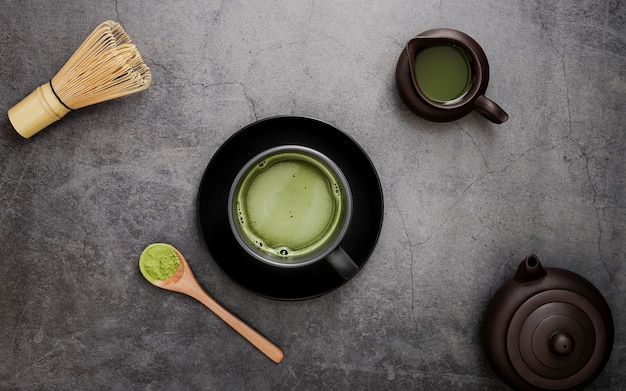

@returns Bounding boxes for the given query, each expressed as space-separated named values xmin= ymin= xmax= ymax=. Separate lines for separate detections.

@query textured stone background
xmin=1 ymin=1 xmax=624 ymax=390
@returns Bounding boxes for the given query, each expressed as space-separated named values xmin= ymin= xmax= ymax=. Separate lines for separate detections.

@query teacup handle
xmin=474 ymin=95 xmax=509 ymax=124
xmin=326 ymin=246 xmax=358 ymax=279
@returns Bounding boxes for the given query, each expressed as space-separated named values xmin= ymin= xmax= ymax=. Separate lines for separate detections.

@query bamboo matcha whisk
xmin=8 ymin=20 xmax=152 ymax=138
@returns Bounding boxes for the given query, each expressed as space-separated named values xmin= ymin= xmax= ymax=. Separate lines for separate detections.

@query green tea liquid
xmin=235 ymin=152 xmax=343 ymax=258
xmin=414 ymin=45 xmax=473 ymax=104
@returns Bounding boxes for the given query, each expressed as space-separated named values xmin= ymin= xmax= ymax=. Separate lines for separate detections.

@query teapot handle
xmin=474 ymin=95 xmax=509 ymax=124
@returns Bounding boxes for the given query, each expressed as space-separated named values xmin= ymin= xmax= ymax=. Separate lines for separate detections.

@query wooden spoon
xmin=139 ymin=243 xmax=284 ymax=363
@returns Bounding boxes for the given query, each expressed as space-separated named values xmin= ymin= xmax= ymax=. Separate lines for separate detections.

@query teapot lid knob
xmin=550 ymin=332 xmax=574 ymax=356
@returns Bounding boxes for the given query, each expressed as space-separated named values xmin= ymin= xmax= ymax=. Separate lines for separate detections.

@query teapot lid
xmin=483 ymin=254 xmax=614 ymax=390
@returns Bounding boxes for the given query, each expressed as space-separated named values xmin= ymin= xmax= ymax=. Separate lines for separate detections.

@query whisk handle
xmin=8 ymin=83 xmax=71 ymax=138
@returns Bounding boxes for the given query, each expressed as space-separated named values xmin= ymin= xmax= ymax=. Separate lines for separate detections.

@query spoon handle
xmin=182 ymin=279 xmax=285 ymax=363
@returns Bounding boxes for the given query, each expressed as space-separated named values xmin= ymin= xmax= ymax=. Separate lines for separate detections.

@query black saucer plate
xmin=197 ymin=116 xmax=384 ymax=300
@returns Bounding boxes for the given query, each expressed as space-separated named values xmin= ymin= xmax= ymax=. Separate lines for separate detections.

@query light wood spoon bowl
xmin=139 ymin=243 xmax=284 ymax=363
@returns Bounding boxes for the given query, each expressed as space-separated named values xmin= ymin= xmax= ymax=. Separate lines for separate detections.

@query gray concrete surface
xmin=1 ymin=1 xmax=624 ymax=390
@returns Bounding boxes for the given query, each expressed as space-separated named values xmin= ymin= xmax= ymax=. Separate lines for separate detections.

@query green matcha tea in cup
xmin=228 ymin=145 xmax=358 ymax=279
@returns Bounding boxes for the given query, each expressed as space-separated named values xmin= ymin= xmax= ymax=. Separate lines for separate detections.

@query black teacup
xmin=228 ymin=145 xmax=359 ymax=279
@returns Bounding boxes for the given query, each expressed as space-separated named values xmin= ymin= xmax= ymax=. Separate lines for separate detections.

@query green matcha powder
xmin=139 ymin=243 xmax=180 ymax=284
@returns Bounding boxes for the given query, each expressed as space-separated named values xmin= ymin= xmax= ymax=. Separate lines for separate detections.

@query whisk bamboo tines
xmin=8 ymin=20 xmax=152 ymax=138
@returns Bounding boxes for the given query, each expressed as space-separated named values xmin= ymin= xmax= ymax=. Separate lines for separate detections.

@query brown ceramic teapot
xmin=483 ymin=254 xmax=614 ymax=391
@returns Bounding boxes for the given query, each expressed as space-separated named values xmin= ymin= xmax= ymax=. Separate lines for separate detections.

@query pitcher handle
xmin=474 ymin=95 xmax=509 ymax=124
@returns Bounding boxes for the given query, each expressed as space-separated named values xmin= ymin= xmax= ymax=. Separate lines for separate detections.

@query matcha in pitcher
xmin=414 ymin=45 xmax=474 ymax=104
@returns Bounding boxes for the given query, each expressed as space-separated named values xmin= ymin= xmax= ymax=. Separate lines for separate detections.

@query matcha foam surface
xmin=238 ymin=156 xmax=340 ymax=256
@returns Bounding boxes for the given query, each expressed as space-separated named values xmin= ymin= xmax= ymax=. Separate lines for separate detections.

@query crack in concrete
xmin=560 ymin=61 xmax=573 ymax=139
xmin=387 ymin=182 xmax=426 ymax=369
xmin=409 ymin=131 xmax=590 ymax=254
xmin=307 ymin=0 xmax=316 ymax=28
xmin=415 ymin=175 xmax=483 ymax=247
xmin=459 ymin=126 xmax=489 ymax=171
xmin=575 ymin=143 xmax=615 ymax=283
xmin=602 ymin=0 xmax=610 ymax=50
xmin=500 ymin=2 xmax=615 ymax=282
xmin=11 ymin=302 xmax=29 ymax=359
xmin=149 ymin=61 xmax=259 ymax=120
xmin=409 ymin=129 xmax=553 ymax=249
xmin=149 ymin=2 xmax=316 ymax=122
xmin=560 ymin=81 xmax=614 ymax=285
xmin=0 ymin=146 xmax=34 ymax=226
xmin=396 ymin=197 xmax=417 ymax=320
xmin=239 ymin=83 xmax=259 ymax=120
xmin=114 ymin=0 xmax=124 ymax=26
xmin=439 ymin=0 xmax=444 ymax=21
xmin=399 ymin=214 xmax=426 ymax=370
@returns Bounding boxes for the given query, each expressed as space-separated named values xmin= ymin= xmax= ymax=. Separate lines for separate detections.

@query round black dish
xmin=197 ymin=116 xmax=384 ymax=300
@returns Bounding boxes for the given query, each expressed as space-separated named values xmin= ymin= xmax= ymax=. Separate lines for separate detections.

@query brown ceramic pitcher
xmin=396 ymin=28 xmax=508 ymax=124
